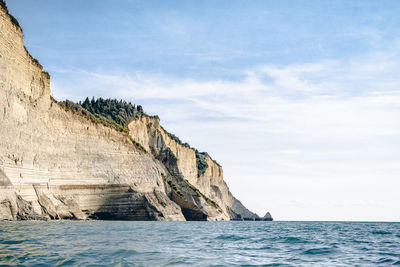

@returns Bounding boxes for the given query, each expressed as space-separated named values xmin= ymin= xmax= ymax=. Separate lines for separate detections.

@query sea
xmin=0 ymin=221 xmax=399 ymax=266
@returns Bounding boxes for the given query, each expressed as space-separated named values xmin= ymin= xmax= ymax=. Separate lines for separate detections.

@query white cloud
xmin=50 ymin=52 xmax=400 ymax=221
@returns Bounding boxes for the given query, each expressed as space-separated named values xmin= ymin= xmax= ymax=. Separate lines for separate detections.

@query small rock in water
xmin=261 ymin=212 xmax=273 ymax=221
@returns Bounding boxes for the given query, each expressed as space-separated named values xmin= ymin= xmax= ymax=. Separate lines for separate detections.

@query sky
xmin=7 ymin=0 xmax=400 ymax=221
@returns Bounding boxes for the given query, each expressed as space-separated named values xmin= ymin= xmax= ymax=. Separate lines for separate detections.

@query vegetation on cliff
xmin=58 ymin=98 xmax=148 ymax=153
xmin=167 ymin=180 xmax=184 ymax=197
xmin=58 ymin=98 xmax=144 ymax=132
xmin=57 ymin=97 xmax=219 ymax=176
xmin=160 ymin=127 xmax=220 ymax=176
xmin=195 ymin=150 xmax=209 ymax=177
xmin=185 ymin=179 xmax=220 ymax=209
xmin=81 ymin=97 xmax=143 ymax=128
xmin=162 ymin=174 xmax=220 ymax=210
xmin=128 ymin=136 xmax=148 ymax=153
xmin=160 ymin=126 xmax=191 ymax=148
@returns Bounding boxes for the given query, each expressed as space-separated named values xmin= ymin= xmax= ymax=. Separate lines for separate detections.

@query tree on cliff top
xmin=80 ymin=97 xmax=142 ymax=127
xmin=60 ymin=98 xmax=143 ymax=132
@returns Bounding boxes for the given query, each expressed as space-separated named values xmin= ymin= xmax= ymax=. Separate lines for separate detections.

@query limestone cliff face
xmin=0 ymin=3 xmax=260 ymax=221
xmin=128 ymin=117 xmax=258 ymax=220
xmin=0 ymin=5 xmax=184 ymax=221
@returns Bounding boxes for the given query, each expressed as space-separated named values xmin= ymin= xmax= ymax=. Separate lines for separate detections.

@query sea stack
xmin=262 ymin=212 xmax=273 ymax=221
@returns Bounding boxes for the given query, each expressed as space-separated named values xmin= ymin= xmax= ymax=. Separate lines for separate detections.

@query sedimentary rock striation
xmin=0 ymin=2 xmax=269 ymax=221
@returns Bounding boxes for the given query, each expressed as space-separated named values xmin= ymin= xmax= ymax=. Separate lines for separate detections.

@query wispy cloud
xmin=51 ymin=50 xmax=400 ymax=124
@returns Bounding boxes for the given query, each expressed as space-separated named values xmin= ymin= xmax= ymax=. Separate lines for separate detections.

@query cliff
xmin=128 ymin=116 xmax=258 ymax=220
xmin=0 ymin=2 xmax=267 ymax=221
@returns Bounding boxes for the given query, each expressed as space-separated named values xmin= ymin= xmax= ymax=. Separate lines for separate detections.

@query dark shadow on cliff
xmin=79 ymin=185 xmax=151 ymax=220
xmin=0 ymin=169 xmax=12 ymax=187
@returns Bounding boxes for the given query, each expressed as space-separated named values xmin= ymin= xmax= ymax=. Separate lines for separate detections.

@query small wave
xmin=54 ymin=258 xmax=77 ymax=266
xmin=371 ymin=230 xmax=392 ymax=235
xmin=255 ymin=237 xmax=272 ymax=242
xmin=216 ymin=234 xmax=246 ymax=241
xmin=113 ymin=249 xmax=140 ymax=258
xmin=165 ymin=257 xmax=191 ymax=265
xmin=376 ymin=258 xmax=393 ymax=264
xmin=257 ymin=245 xmax=275 ymax=250
xmin=352 ymin=239 xmax=371 ymax=244
xmin=2 ymin=240 xmax=27 ymax=245
xmin=378 ymin=252 xmax=400 ymax=257
xmin=228 ymin=264 xmax=286 ymax=267
xmin=393 ymin=260 xmax=400 ymax=265
xmin=283 ymin=236 xmax=308 ymax=244
xmin=302 ymin=247 xmax=336 ymax=255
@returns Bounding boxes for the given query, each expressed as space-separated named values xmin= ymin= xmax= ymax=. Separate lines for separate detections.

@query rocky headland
xmin=0 ymin=1 xmax=272 ymax=221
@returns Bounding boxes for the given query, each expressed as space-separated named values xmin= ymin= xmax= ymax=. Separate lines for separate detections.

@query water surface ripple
xmin=1 ymin=221 xmax=399 ymax=266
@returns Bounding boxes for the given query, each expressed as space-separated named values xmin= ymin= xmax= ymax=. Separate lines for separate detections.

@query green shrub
xmin=32 ymin=58 xmax=40 ymax=66
xmin=43 ymin=71 xmax=50 ymax=79
xmin=57 ymin=98 xmax=145 ymax=134
xmin=167 ymin=180 xmax=184 ymax=197
xmin=184 ymin=179 xmax=220 ymax=209
xmin=80 ymin=97 xmax=144 ymax=127
xmin=128 ymin=136 xmax=147 ymax=153
xmin=195 ymin=150 xmax=208 ymax=177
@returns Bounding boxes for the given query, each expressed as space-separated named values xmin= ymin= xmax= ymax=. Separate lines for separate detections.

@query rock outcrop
xmin=260 ymin=212 xmax=273 ymax=221
xmin=128 ymin=116 xmax=259 ymax=220
xmin=0 ymin=1 xmax=270 ymax=221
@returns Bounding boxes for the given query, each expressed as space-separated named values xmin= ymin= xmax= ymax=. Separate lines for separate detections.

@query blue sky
xmin=7 ymin=0 xmax=400 ymax=221
xmin=11 ymin=0 xmax=400 ymax=79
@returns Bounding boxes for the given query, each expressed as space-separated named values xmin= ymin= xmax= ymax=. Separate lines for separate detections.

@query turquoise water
xmin=1 ymin=221 xmax=400 ymax=266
